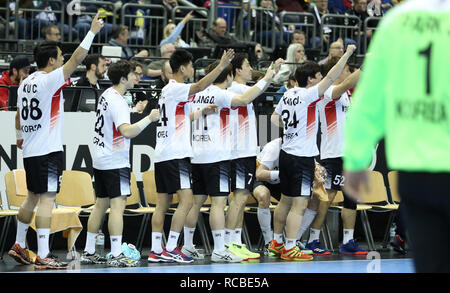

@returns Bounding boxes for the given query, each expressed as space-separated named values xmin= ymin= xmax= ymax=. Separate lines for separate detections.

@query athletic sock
xmin=308 ymin=228 xmax=321 ymax=243
xmin=165 ymin=231 xmax=180 ymax=252
xmin=343 ymin=229 xmax=354 ymax=245
xmin=110 ymin=235 xmax=122 ymax=257
xmin=274 ymin=233 xmax=283 ymax=244
xmin=151 ymin=232 xmax=163 ymax=254
xmin=257 ymin=208 xmax=273 ymax=244
xmin=212 ymin=230 xmax=225 ymax=252
xmin=224 ymin=229 xmax=233 ymax=245
xmin=84 ymin=232 xmax=97 ymax=255
xmin=297 ymin=208 xmax=317 ymax=240
xmin=183 ymin=227 xmax=196 ymax=249
xmin=37 ymin=228 xmax=50 ymax=259
xmin=232 ymin=228 xmax=242 ymax=245
xmin=285 ymin=238 xmax=296 ymax=250
xmin=15 ymin=221 xmax=29 ymax=248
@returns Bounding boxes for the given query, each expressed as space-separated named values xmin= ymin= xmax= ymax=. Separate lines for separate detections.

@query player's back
xmin=275 ymin=85 xmax=322 ymax=157
xmin=18 ymin=67 xmax=68 ymax=158
xmin=191 ymin=85 xmax=233 ymax=164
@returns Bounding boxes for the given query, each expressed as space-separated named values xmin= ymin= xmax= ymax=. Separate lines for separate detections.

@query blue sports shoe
xmin=161 ymin=246 xmax=194 ymax=263
xmin=339 ymin=239 xmax=368 ymax=255
xmin=305 ymin=240 xmax=331 ymax=255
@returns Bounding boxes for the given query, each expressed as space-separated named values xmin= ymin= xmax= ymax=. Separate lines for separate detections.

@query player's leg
xmin=182 ymin=194 xmax=207 ymax=259
xmin=8 ymin=191 xmax=39 ymax=265
xmin=269 ymin=194 xmax=292 ymax=255
xmin=253 ymin=184 xmax=273 ymax=247
xmin=339 ymin=192 xmax=368 ymax=255
xmin=225 ymin=188 xmax=249 ymax=245
xmin=305 ymin=189 xmax=336 ymax=255
xmin=148 ymin=193 xmax=172 ymax=262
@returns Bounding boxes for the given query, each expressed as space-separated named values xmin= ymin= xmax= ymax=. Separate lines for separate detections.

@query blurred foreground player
xmin=343 ymin=0 xmax=450 ymax=272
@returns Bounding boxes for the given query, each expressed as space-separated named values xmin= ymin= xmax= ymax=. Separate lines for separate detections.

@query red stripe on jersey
xmin=220 ymin=108 xmax=230 ymax=136
xmin=112 ymin=122 xmax=124 ymax=149
xmin=112 ymin=122 xmax=122 ymax=139
xmin=50 ymin=80 xmax=70 ymax=128
xmin=176 ymin=101 xmax=188 ymax=131
xmin=238 ymin=106 xmax=249 ymax=131
xmin=325 ymin=100 xmax=337 ymax=136
xmin=306 ymin=98 xmax=322 ymax=136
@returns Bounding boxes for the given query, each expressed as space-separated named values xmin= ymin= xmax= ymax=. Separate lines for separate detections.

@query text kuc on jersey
xmin=282 ymin=96 xmax=302 ymax=106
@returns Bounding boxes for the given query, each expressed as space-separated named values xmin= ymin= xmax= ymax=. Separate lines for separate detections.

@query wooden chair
xmin=5 ymin=169 xmax=81 ymax=253
xmin=56 ymin=170 xmax=96 ymax=216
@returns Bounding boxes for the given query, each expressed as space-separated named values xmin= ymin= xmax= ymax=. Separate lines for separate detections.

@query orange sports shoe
xmin=281 ymin=246 xmax=314 ymax=261
xmin=268 ymin=240 xmax=284 ymax=256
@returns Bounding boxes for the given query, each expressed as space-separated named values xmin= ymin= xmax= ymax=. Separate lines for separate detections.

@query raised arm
xmin=330 ymin=69 xmax=361 ymax=100
xmin=62 ymin=13 xmax=104 ymax=81
xmin=317 ymin=44 xmax=356 ymax=97
xmin=189 ymin=49 xmax=235 ymax=96
xmin=15 ymin=109 xmax=23 ymax=149
xmin=231 ymin=59 xmax=284 ymax=106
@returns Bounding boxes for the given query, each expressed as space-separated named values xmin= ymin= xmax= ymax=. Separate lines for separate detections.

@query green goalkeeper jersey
xmin=343 ymin=0 xmax=450 ymax=172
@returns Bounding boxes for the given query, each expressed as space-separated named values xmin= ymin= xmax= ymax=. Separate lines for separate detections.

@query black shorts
xmin=23 ymin=151 xmax=63 ymax=194
xmin=192 ymin=161 xmax=230 ymax=197
xmin=253 ymin=181 xmax=282 ymax=201
xmin=94 ymin=167 xmax=131 ymax=199
xmin=231 ymin=156 xmax=256 ymax=192
xmin=279 ymin=150 xmax=314 ymax=197
xmin=154 ymin=158 xmax=192 ymax=194
xmin=321 ymin=157 xmax=344 ymax=191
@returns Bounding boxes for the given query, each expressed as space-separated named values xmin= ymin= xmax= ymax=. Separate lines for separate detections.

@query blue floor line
xmin=17 ymin=258 xmax=414 ymax=274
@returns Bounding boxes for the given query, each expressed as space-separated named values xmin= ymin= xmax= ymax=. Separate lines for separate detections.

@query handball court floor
xmin=0 ymin=245 xmax=414 ymax=274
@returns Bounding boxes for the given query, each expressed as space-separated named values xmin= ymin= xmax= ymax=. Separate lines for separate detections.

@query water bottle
xmin=390 ymin=223 xmax=396 ymax=239
xmin=96 ymin=229 xmax=105 ymax=248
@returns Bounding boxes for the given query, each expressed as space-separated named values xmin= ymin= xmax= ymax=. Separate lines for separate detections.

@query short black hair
xmin=108 ymin=60 xmax=136 ymax=85
xmin=34 ymin=41 xmax=61 ymax=69
xmin=169 ymin=49 xmax=193 ymax=74
xmin=84 ymin=54 xmax=105 ymax=71
xmin=230 ymin=53 xmax=247 ymax=77
xmin=10 ymin=56 xmax=31 ymax=73
xmin=112 ymin=25 xmax=128 ymax=39
xmin=295 ymin=61 xmax=321 ymax=87
xmin=205 ymin=60 xmax=232 ymax=84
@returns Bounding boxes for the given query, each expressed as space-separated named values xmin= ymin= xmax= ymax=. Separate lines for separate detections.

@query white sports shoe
xmin=181 ymin=245 xmax=205 ymax=260
xmin=211 ymin=248 xmax=243 ymax=263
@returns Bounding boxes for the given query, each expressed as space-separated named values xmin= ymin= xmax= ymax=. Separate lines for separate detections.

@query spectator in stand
xmin=291 ymin=29 xmax=307 ymax=46
xmin=72 ymin=54 xmax=107 ymax=89
xmin=308 ymin=0 xmax=339 ymax=48
xmin=199 ymin=17 xmax=241 ymax=47
xmin=42 ymin=25 xmax=61 ymax=42
xmin=276 ymin=0 xmax=308 ymax=23
xmin=160 ymin=11 xmax=194 ymax=48
xmin=275 ymin=73 xmax=297 ymax=102
xmin=328 ymin=0 xmax=353 ymax=14
xmin=0 ymin=56 xmax=30 ymax=111
xmin=273 ymin=43 xmax=307 ymax=85
xmin=367 ymin=0 xmax=394 ymax=16
xmin=318 ymin=38 xmax=344 ymax=65
xmin=254 ymin=43 xmax=271 ymax=66
xmin=249 ymin=0 xmax=292 ymax=47
xmin=146 ymin=43 xmax=176 ymax=78
xmin=344 ymin=0 xmax=372 ymax=39
xmin=108 ymin=25 xmax=148 ymax=60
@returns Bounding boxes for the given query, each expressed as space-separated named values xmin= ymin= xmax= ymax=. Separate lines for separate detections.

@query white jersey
xmin=190 ymin=85 xmax=234 ymax=164
xmin=17 ymin=67 xmax=69 ymax=158
xmin=257 ymin=138 xmax=281 ymax=184
xmin=92 ymin=87 xmax=131 ymax=170
xmin=154 ymin=79 xmax=193 ymax=163
xmin=318 ymin=85 xmax=351 ymax=160
xmin=227 ymin=81 xmax=258 ymax=159
xmin=274 ymin=85 xmax=322 ymax=157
